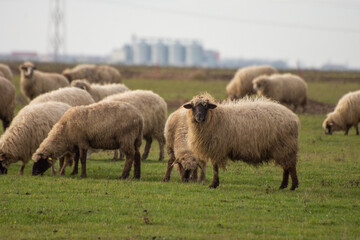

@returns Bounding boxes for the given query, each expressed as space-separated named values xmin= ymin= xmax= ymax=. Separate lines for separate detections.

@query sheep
xmin=0 ymin=102 xmax=72 ymax=175
xmin=30 ymin=87 xmax=95 ymax=106
xmin=70 ymin=79 xmax=129 ymax=102
xmin=322 ymin=90 xmax=360 ymax=135
xmin=102 ymin=90 xmax=167 ymax=161
xmin=253 ymin=73 xmax=308 ymax=112
xmin=0 ymin=63 xmax=13 ymax=82
xmin=19 ymin=61 xmax=69 ymax=101
xmin=0 ymin=77 xmax=15 ymax=131
xmin=226 ymin=65 xmax=277 ymax=99
xmin=62 ymin=64 xmax=122 ymax=84
xmin=183 ymin=93 xmax=300 ymax=190
xmin=163 ymin=107 xmax=206 ymax=183
xmin=32 ymin=101 xmax=143 ymax=179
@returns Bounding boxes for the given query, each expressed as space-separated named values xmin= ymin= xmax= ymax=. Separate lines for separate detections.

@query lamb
xmin=32 ymin=101 xmax=143 ymax=179
xmin=183 ymin=93 xmax=300 ymax=190
xmin=30 ymin=87 xmax=95 ymax=106
xmin=70 ymin=79 xmax=129 ymax=102
xmin=226 ymin=65 xmax=277 ymax=99
xmin=0 ymin=77 xmax=15 ymax=131
xmin=62 ymin=64 xmax=122 ymax=84
xmin=19 ymin=61 xmax=69 ymax=101
xmin=0 ymin=102 xmax=71 ymax=174
xmin=102 ymin=90 xmax=167 ymax=161
xmin=322 ymin=90 xmax=360 ymax=135
xmin=163 ymin=107 xmax=206 ymax=183
xmin=253 ymin=73 xmax=308 ymax=112
xmin=0 ymin=63 xmax=13 ymax=82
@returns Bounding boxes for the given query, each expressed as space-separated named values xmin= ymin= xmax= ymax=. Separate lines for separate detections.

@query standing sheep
xmin=30 ymin=87 xmax=95 ymax=106
xmin=71 ymin=79 xmax=129 ymax=102
xmin=32 ymin=101 xmax=143 ymax=179
xmin=0 ymin=76 xmax=15 ymax=131
xmin=226 ymin=65 xmax=277 ymax=99
xmin=102 ymin=90 xmax=167 ymax=161
xmin=0 ymin=102 xmax=71 ymax=174
xmin=62 ymin=64 xmax=122 ymax=84
xmin=0 ymin=63 xmax=13 ymax=82
xmin=322 ymin=90 xmax=360 ymax=135
xmin=163 ymin=107 xmax=206 ymax=183
xmin=253 ymin=73 xmax=308 ymax=112
xmin=183 ymin=93 xmax=300 ymax=190
xmin=19 ymin=61 xmax=69 ymax=101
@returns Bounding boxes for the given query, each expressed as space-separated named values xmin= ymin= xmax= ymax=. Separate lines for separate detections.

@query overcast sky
xmin=1 ymin=0 xmax=359 ymax=68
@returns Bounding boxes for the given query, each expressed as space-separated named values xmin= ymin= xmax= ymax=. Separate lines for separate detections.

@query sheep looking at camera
xmin=322 ymin=90 xmax=360 ymax=135
xmin=226 ymin=65 xmax=277 ymax=99
xmin=183 ymin=93 xmax=300 ymax=190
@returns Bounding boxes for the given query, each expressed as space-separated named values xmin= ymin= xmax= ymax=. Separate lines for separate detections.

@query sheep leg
xmin=79 ymin=148 xmax=87 ymax=178
xmin=119 ymin=151 xmax=125 ymax=161
xmin=18 ymin=162 xmax=25 ymax=175
xmin=121 ymin=153 xmax=134 ymax=179
xmin=141 ymin=136 xmax=152 ymax=161
xmin=279 ymin=168 xmax=290 ymax=189
xmin=51 ymin=164 xmax=57 ymax=176
xmin=133 ymin=148 xmax=141 ymax=179
xmin=112 ymin=150 xmax=119 ymax=161
xmin=199 ymin=161 xmax=207 ymax=183
xmin=157 ymin=135 xmax=166 ymax=161
xmin=289 ymin=165 xmax=299 ymax=190
xmin=345 ymin=125 xmax=352 ymax=135
xmin=70 ymin=150 xmax=80 ymax=175
xmin=209 ymin=164 xmax=219 ymax=189
xmin=163 ymin=149 xmax=175 ymax=182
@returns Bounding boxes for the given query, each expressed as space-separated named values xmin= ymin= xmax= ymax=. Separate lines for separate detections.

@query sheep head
xmin=0 ymin=151 xmax=16 ymax=174
xmin=252 ymin=75 xmax=269 ymax=94
xmin=322 ymin=112 xmax=344 ymax=135
xmin=32 ymin=153 xmax=55 ymax=176
xmin=62 ymin=69 xmax=72 ymax=82
xmin=70 ymin=79 xmax=91 ymax=91
xmin=19 ymin=62 xmax=36 ymax=78
xmin=172 ymin=152 xmax=200 ymax=182
xmin=183 ymin=94 xmax=217 ymax=123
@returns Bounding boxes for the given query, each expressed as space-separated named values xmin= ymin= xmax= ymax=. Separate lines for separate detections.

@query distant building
xmin=204 ymin=50 xmax=219 ymax=68
xmin=110 ymin=44 xmax=133 ymax=64
xmin=133 ymin=40 xmax=151 ymax=65
xmin=168 ymin=41 xmax=186 ymax=66
xmin=151 ymin=41 xmax=168 ymax=66
xmin=185 ymin=42 xmax=204 ymax=67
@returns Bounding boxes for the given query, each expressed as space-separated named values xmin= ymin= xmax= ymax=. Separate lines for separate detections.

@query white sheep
xmin=62 ymin=64 xmax=122 ymax=84
xmin=0 ymin=76 xmax=15 ymax=131
xmin=70 ymin=79 xmax=129 ymax=102
xmin=226 ymin=65 xmax=277 ymax=99
xmin=253 ymin=73 xmax=308 ymax=112
xmin=19 ymin=62 xmax=69 ymax=101
xmin=32 ymin=101 xmax=143 ymax=179
xmin=0 ymin=63 xmax=13 ymax=82
xmin=183 ymin=93 xmax=300 ymax=190
xmin=322 ymin=90 xmax=360 ymax=135
xmin=0 ymin=102 xmax=72 ymax=174
xmin=163 ymin=107 xmax=206 ymax=183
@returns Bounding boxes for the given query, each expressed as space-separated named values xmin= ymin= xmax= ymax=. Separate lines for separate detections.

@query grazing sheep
xmin=19 ymin=61 xmax=69 ymax=101
xmin=71 ymin=79 xmax=129 ymax=102
xmin=226 ymin=65 xmax=277 ymax=99
xmin=253 ymin=73 xmax=308 ymax=112
xmin=0 ymin=102 xmax=71 ymax=175
xmin=62 ymin=64 xmax=122 ymax=84
xmin=103 ymin=90 xmax=167 ymax=161
xmin=163 ymin=107 xmax=206 ymax=183
xmin=322 ymin=90 xmax=360 ymax=135
xmin=0 ymin=63 xmax=13 ymax=82
xmin=32 ymin=101 xmax=143 ymax=179
xmin=183 ymin=93 xmax=300 ymax=190
xmin=30 ymin=87 xmax=95 ymax=106
xmin=0 ymin=77 xmax=15 ymax=131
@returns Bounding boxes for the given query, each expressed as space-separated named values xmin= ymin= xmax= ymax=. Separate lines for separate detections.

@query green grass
xmin=1 ymin=72 xmax=360 ymax=239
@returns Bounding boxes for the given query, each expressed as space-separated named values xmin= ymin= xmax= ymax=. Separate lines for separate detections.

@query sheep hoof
xmin=80 ymin=174 xmax=87 ymax=178
xmin=209 ymin=183 xmax=219 ymax=189
xmin=279 ymin=185 xmax=288 ymax=190
xmin=163 ymin=177 xmax=170 ymax=182
xmin=70 ymin=171 xmax=78 ymax=176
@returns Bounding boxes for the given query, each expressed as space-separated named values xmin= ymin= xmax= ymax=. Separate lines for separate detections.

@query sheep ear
xmin=183 ymin=103 xmax=192 ymax=109
xmin=208 ymin=103 xmax=217 ymax=109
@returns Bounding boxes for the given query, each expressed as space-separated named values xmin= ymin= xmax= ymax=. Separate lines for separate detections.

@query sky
xmin=0 ymin=0 xmax=360 ymax=68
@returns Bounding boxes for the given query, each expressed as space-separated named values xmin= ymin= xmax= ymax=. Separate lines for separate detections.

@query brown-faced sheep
xmin=70 ymin=79 xmax=129 ymax=102
xmin=253 ymin=73 xmax=308 ymax=112
xmin=0 ymin=63 xmax=13 ymax=82
xmin=0 ymin=76 xmax=15 ymax=131
xmin=32 ymin=101 xmax=143 ymax=179
xmin=30 ymin=87 xmax=95 ymax=106
xmin=102 ymin=90 xmax=167 ymax=161
xmin=0 ymin=102 xmax=71 ymax=175
xmin=226 ymin=65 xmax=277 ymax=99
xmin=163 ymin=107 xmax=206 ymax=183
xmin=19 ymin=62 xmax=69 ymax=101
xmin=62 ymin=64 xmax=122 ymax=84
xmin=322 ymin=90 xmax=360 ymax=135
xmin=183 ymin=93 xmax=300 ymax=190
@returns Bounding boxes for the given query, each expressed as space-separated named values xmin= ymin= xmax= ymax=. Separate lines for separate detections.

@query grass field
xmin=1 ymin=69 xmax=360 ymax=239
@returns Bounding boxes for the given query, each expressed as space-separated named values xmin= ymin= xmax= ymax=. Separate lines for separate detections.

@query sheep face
xmin=183 ymin=101 xmax=217 ymax=123
xmin=323 ymin=114 xmax=343 ymax=135
xmin=71 ymin=80 xmax=90 ymax=91
xmin=32 ymin=154 xmax=54 ymax=176
xmin=19 ymin=63 xmax=36 ymax=78
xmin=174 ymin=154 xmax=199 ymax=182
xmin=253 ymin=77 xmax=268 ymax=94
xmin=0 ymin=152 xmax=14 ymax=174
